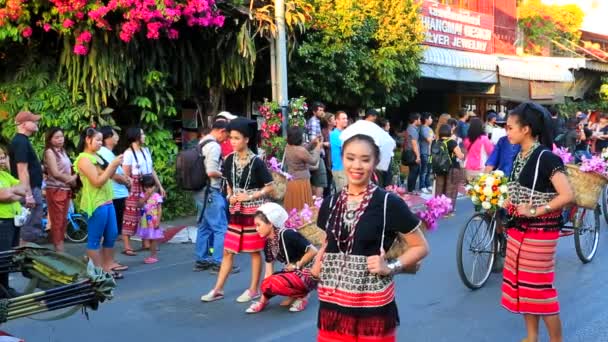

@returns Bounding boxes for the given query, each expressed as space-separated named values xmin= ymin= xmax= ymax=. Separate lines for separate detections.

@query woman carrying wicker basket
xmin=311 ymin=123 xmax=429 ymax=342
xmin=502 ymin=103 xmax=574 ymax=342
xmin=245 ymin=202 xmax=318 ymax=314
xmin=283 ymin=126 xmax=321 ymax=213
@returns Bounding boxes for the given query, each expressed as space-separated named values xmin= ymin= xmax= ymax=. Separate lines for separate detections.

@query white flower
xmin=483 ymin=187 xmax=494 ymax=197
xmin=482 ymin=201 xmax=492 ymax=210
xmin=474 ymin=185 xmax=481 ymax=193
xmin=493 ymin=170 xmax=505 ymax=178
xmin=485 ymin=177 xmax=495 ymax=187
xmin=497 ymin=199 xmax=505 ymax=207
xmin=471 ymin=196 xmax=480 ymax=204
xmin=465 ymin=185 xmax=472 ymax=192
xmin=499 ymin=185 xmax=508 ymax=193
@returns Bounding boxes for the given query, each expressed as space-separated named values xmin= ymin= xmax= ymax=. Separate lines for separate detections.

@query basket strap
xmin=280 ymin=229 xmax=290 ymax=265
xmin=529 ymin=150 xmax=546 ymax=205
xmin=379 ymin=192 xmax=389 ymax=253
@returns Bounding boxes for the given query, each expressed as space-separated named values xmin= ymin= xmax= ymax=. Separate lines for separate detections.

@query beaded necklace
xmin=511 ymin=142 xmax=540 ymax=181
xmin=327 ymin=183 xmax=377 ymax=255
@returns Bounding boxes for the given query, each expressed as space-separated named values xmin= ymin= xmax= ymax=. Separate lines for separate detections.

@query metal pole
xmin=275 ymin=0 xmax=289 ymax=136
xmin=269 ymin=38 xmax=278 ymax=101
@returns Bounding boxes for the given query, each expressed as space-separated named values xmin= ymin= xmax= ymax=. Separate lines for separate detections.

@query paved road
xmin=4 ymin=200 xmax=608 ymax=341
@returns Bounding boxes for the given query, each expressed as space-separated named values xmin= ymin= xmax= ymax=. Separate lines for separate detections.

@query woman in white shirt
xmin=121 ymin=127 xmax=165 ymax=256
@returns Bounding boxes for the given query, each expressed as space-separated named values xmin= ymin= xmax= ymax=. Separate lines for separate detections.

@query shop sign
xmin=529 ymin=81 xmax=559 ymax=100
xmin=421 ymin=1 xmax=494 ymax=54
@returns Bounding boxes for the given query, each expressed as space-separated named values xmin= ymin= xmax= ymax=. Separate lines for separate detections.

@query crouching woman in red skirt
xmin=245 ymin=202 xmax=318 ymax=314
xmin=312 ymin=130 xmax=429 ymax=342
xmin=502 ymin=103 xmax=574 ymax=342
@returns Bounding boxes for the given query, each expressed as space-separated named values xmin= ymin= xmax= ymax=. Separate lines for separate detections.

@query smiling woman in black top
xmin=312 ymin=131 xmax=429 ymax=342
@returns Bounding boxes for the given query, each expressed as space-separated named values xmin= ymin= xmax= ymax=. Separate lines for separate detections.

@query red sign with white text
xmin=421 ymin=1 xmax=494 ymax=54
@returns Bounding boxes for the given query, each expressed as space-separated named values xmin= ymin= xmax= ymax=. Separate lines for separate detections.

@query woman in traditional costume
xmin=245 ymin=202 xmax=318 ymax=313
xmin=311 ymin=123 xmax=429 ymax=342
xmin=502 ymin=102 xmax=574 ymax=342
xmin=201 ymin=118 xmax=274 ymax=303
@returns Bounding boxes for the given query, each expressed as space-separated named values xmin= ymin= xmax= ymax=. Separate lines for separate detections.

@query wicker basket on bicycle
xmin=565 ymin=164 xmax=608 ymax=209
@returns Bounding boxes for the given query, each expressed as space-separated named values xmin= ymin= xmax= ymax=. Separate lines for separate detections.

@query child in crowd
xmin=136 ymin=175 xmax=164 ymax=264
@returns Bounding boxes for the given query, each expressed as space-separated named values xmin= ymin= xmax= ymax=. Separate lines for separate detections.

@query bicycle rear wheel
xmin=456 ymin=212 xmax=496 ymax=290
xmin=573 ymin=206 xmax=600 ymax=263
xmin=65 ymin=216 xmax=88 ymax=243
xmin=602 ymin=186 xmax=608 ymax=225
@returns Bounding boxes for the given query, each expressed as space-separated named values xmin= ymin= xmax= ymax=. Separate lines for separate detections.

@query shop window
xmin=462 ymin=97 xmax=477 ymax=114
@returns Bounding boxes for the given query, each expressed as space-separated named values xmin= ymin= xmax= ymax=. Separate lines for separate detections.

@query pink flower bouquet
xmin=417 ymin=195 xmax=453 ymax=231
xmin=552 ymin=146 xmax=573 ymax=165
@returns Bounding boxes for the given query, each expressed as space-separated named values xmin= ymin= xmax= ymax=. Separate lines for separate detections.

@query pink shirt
xmin=463 ymin=135 xmax=495 ymax=171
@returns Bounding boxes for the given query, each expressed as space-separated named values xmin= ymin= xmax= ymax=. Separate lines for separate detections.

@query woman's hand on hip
xmin=367 ymin=254 xmax=390 ymax=276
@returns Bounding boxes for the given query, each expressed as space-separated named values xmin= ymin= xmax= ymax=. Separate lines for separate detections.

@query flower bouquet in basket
xmin=266 ymin=157 xmax=292 ymax=201
xmin=287 ymin=197 xmax=325 ymax=248
xmin=464 ymin=170 xmax=509 ymax=211
xmin=567 ymin=154 xmax=608 ymax=209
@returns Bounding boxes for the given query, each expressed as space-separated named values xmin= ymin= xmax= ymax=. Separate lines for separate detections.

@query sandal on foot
xmin=144 ymin=257 xmax=158 ymax=264
xmin=111 ymin=271 xmax=124 ymax=280
xmin=246 ymin=301 xmax=267 ymax=314
xmin=289 ymin=298 xmax=308 ymax=312
xmin=201 ymin=289 xmax=224 ymax=302
xmin=121 ymin=249 xmax=137 ymax=256
xmin=111 ymin=264 xmax=129 ymax=271
xmin=236 ymin=289 xmax=261 ymax=303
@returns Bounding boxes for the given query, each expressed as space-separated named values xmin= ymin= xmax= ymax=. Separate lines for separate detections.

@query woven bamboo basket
xmin=565 ymin=164 xmax=608 ymax=209
xmin=297 ymin=222 xmax=326 ymax=249
xmin=271 ymin=172 xmax=287 ymax=200
xmin=385 ymin=221 xmax=427 ymax=260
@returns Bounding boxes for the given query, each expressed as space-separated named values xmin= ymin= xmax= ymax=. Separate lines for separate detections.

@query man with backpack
xmin=185 ymin=120 xmax=239 ymax=273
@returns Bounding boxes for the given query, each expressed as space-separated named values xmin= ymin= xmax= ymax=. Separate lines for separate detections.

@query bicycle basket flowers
xmin=465 ymin=170 xmax=509 ymax=211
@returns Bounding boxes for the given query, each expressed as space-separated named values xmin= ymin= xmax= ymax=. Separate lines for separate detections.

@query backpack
xmin=430 ymin=139 xmax=453 ymax=175
xmin=176 ymin=139 xmax=218 ymax=191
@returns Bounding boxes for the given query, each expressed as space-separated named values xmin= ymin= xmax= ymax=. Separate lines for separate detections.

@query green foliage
xmin=0 ymin=57 xmax=98 ymax=152
xmin=289 ymin=0 xmax=424 ymax=108
xmin=131 ymin=70 xmax=195 ymax=220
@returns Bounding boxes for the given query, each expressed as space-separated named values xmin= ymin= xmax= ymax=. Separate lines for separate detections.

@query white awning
xmin=421 ymin=46 xmax=497 ymax=83
xmin=585 ymin=60 xmax=608 ymax=73
xmin=497 ymin=57 xmax=575 ymax=82
xmin=423 ymin=46 xmax=497 ymax=71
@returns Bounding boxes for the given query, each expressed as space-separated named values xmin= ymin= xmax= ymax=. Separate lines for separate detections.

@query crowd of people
xmin=0 ymin=101 xmax=600 ymax=342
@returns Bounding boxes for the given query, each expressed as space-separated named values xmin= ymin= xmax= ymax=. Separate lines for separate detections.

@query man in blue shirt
xmin=330 ymin=111 xmax=349 ymax=191
xmin=484 ymin=135 xmax=520 ymax=177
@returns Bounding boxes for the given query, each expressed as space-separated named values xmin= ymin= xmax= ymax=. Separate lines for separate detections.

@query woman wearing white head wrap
xmin=312 ymin=123 xmax=429 ymax=342
xmin=244 ymin=202 xmax=318 ymax=314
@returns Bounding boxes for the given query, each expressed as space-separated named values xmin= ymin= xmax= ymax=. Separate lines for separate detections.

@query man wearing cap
xmin=484 ymin=111 xmax=498 ymax=137
xmin=10 ymin=111 xmax=44 ymax=243
xmin=214 ymin=111 xmax=238 ymax=158
xmin=364 ymin=109 xmax=378 ymax=123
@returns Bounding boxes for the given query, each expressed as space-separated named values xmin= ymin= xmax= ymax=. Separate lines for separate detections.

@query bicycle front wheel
xmin=456 ymin=213 xmax=496 ymax=290
xmin=574 ymin=206 xmax=600 ymax=263
xmin=65 ymin=216 xmax=88 ymax=243
xmin=602 ymin=186 xmax=608 ymax=225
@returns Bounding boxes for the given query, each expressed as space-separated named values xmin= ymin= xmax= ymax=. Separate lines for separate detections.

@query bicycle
xmin=456 ymin=205 xmax=600 ymax=290
xmin=41 ymin=202 xmax=89 ymax=243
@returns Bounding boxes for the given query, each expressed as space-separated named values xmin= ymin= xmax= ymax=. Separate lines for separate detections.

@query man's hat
xmin=15 ymin=111 xmax=41 ymax=125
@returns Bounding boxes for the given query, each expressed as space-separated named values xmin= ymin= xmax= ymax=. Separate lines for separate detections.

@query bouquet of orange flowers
xmin=465 ymin=170 xmax=509 ymax=211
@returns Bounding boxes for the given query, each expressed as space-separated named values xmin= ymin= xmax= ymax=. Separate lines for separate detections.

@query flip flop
xmin=111 ymin=264 xmax=129 ymax=271
xmin=111 ymin=271 xmax=124 ymax=280
xmin=121 ymin=249 xmax=137 ymax=256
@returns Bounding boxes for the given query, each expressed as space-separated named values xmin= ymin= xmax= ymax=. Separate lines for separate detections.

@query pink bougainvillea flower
xmin=43 ymin=23 xmax=52 ymax=32
xmin=62 ymin=19 xmax=74 ymax=29
xmin=167 ymin=29 xmax=179 ymax=40
xmin=77 ymin=31 xmax=93 ymax=43
xmin=21 ymin=26 xmax=33 ymax=38
xmin=73 ymin=44 xmax=88 ymax=55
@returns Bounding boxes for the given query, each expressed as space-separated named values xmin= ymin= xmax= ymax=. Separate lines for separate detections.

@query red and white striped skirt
xmin=224 ymin=214 xmax=265 ymax=253
xmin=501 ymin=228 xmax=560 ymax=316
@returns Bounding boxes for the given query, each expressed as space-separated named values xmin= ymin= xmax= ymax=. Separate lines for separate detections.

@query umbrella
xmin=339 ymin=120 xmax=396 ymax=172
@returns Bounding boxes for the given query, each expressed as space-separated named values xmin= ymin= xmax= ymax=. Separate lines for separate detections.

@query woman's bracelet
xmin=387 ymin=259 xmax=403 ymax=275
